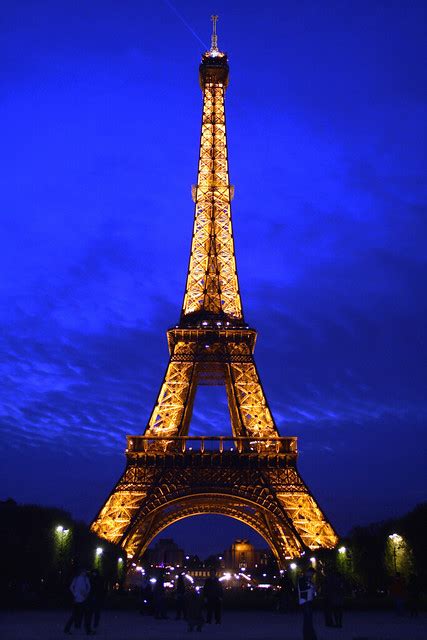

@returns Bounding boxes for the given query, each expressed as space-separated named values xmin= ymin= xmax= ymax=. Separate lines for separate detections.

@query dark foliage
xmin=0 ymin=499 xmax=123 ymax=608
xmin=348 ymin=502 xmax=427 ymax=595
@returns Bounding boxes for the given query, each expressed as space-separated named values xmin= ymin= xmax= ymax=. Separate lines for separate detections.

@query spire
xmin=210 ymin=15 xmax=219 ymax=54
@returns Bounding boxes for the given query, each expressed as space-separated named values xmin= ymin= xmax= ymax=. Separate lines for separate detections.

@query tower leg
xmin=225 ymin=344 xmax=280 ymax=441
xmin=144 ymin=343 xmax=198 ymax=440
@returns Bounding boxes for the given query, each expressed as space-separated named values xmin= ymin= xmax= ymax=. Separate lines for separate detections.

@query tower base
xmin=91 ymin=437 xmax=337 ymax=566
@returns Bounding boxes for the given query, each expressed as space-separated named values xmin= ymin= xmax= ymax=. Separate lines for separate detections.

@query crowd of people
xmin=281 ymin=566 xmax=422 ymax=640
xmin=62 ymin=564 xmax=422 ymax=638
xmin=139 ymin=568 xmax=223 ymax=632
xmin=63 ymin=566 xmax=224 ymax=635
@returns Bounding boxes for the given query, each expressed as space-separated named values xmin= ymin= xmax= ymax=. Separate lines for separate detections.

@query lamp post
xmin=55 ymin=525 xmax=70 ymax=581
xmin=388 ymin=533 xmax=402 ymax=573
xmin=289 ymin=562 xmax=297 ymax=585
xmin=95 ymin=546 xmax=103 ymax=570
xmin=117 ymin=556 xmax=124 ymax=581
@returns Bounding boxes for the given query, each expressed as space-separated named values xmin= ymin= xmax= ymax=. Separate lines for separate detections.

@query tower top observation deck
xmin=199 ymin=15 xmax=229 ymax=88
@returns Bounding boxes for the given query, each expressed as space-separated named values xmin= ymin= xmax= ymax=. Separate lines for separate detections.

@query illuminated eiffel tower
xmin=92 ymin=17 xmax=338 ymax=566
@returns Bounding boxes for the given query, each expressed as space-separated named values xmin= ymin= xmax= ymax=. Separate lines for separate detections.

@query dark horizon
xmin=1 ymin=1 xmax=426 ymax=558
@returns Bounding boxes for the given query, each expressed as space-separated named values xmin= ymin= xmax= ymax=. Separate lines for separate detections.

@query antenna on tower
xmin=210 ymin=15 xmax=219 ymax=52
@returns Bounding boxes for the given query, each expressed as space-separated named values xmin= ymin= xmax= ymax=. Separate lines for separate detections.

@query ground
xmin=0 ymin=610 xmax=426 ymax=640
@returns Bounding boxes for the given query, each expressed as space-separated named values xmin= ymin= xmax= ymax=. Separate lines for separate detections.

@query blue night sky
xmin=1 ymin=1 xmax=426 ymax=556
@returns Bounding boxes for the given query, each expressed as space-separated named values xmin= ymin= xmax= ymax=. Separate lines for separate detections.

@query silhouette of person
xmin=85 ymin=569 xmax=105 ymax=632
xmin=186 ymin=585 xmax=204 ymax=632
xmin=390 ymin=572 xmax=406 ymax=616
xmin=64 ymin=568 xmax=92 ymax=635
xmin=407 ymin=573 xmax=420 ymax=617
xmin=203 ymin=569 xmax=223 ymax=624
xmin=298 ymin=567 xmax=317 ymax=640
xmin=175 ymin=574 xmax=187 ymax=620
xmin=322 ymin=569 xmax=344 ymax=628
xmin=153 ymin=577 xmax=168 ymax=619
xmin=277 ymin=571 xmax=296 ymax=613
xmin=139 ymin=576 xmax=153 ymax=615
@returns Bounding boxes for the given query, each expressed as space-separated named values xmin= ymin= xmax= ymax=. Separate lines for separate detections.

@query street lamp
xmin=338 ymin=546 xmax=346 ymax=554
xmin=56 ymin=525 xmax=69 ymax=536
xmin=388 ymin=533 xmax=402 ymax=542
xmin=94 ymin=546 xmax=103 ymax=570
xmin=55 ymin=525 xmax=70 ymax=580
xmin=388 ymin=533 xmax=403 ymax=572
xmin=117 ymin=556 xmax=124 ymax=578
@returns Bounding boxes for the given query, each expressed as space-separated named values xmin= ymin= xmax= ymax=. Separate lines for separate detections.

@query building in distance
xmin=145 ymin=538 xmax=184 ymax=568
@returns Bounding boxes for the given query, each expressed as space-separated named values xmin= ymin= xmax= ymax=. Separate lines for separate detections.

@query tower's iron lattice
xmin=91 ymin=21 xmax=338 ymax=566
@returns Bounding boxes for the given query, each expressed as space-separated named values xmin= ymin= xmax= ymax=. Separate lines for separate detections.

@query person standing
xmin=139 ymin=576 xmax=153 ymax=615
xmin=153 ymin=578 xmax=168 ymax=619
xmin=297 ymin=567 xmax=317 ymax=640
xmin=407 ymin=573 xmax=421 ymax=617
xmin=186 ymin=586 xmax=204 ymax=632
xmin=321 ymin=569 xmax=333 ymax=627
xmin=203 ymin=569 xmax=223 ymax=624
xmin=64 ymin=568 xmax=92 ymax=635
xmin=322 ymin=569 xmax=344 ymax=628
xmin=328 ymin=570 xmax=345 ymax=628
xmin=85 ymin=569 xmax=105 ymax=633
xmin=277 ymin=571 xmax=296 ymax=613
xmin=389 ymin=572 xmax=406 ymax=616
xmin=175 ymin=574 xmax=187 ymax=620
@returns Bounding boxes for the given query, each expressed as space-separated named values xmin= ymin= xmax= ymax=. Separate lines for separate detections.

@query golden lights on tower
xmin=91 ymin=18 xmax=338 ymax=566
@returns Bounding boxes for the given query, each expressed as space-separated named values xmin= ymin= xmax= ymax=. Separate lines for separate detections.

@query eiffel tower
xmin=91 ymin=17 xmax=338 ymax=566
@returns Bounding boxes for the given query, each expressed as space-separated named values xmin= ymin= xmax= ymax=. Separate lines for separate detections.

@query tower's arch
xmin=122 ymin=492 xmax=293 ymax=567
xmin=92 ymin=439 xmax=337 ymax=567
